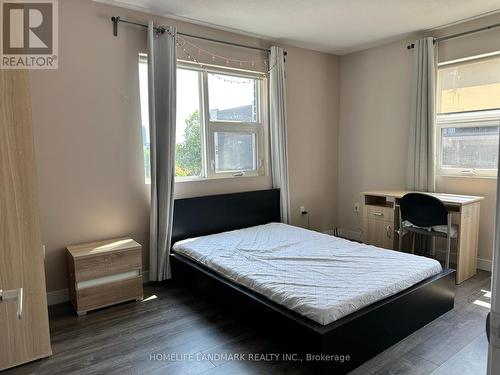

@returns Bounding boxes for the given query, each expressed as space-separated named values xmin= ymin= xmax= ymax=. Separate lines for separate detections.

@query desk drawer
xmin=365 ymin=205 xmax=394 ymax=221
xmin=74 ymin=248 xmax=141 ymax=281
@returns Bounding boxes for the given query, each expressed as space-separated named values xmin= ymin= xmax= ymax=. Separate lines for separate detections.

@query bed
xmin=170 ymin=189 xmax=455 ymax=373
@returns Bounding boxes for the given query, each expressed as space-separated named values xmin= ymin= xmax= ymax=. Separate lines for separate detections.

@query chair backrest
xmin=400 ymin=193 xmax=448 ymax=227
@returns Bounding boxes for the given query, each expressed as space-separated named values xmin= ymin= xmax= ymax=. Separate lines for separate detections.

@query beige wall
xmin=338 ymin=38 xmax=413 ymax=235
xmin=31 ymin=0 xmax=339 ymax=293
xmin=338 ymin=14 xmax=500 ymax=266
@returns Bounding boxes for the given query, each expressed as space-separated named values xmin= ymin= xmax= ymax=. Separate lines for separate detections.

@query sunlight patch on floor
xmin=473 ymin=289 xmax=491 ymax=309
xmin=142 ymin=295 xmax=158 ymax=302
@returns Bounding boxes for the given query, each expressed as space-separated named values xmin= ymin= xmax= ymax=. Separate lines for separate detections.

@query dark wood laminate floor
xmin=7 ymin=271 xmax=491 ymax=375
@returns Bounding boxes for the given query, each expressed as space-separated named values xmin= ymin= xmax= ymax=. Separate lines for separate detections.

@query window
xmin=138 ymin=56 xmax=267 ymax=182
xmin=436 ymin=55 xmax=500 ymax=177
xmin=436 ymin=111 xmax=499 ymax=176
xmin=138 ymin=55 xmax=151 ymax=183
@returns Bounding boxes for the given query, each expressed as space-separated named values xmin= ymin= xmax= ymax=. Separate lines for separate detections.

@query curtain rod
xmin=407 ymin=21 xmax=500 ymax=49
xmin=111 ymin=16 xmax=287 ymax=55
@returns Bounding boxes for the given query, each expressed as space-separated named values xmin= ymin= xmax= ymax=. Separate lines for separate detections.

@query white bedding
xmin=173 ymin=223 xmax=442 ymax=325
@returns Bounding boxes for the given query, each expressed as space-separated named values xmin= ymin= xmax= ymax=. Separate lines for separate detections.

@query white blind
xmin=438 ymin=54 xmax=500 ymax=114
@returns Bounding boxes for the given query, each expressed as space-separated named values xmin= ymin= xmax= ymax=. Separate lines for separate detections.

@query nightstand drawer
xmin=74 ymin=247 xmax=141 ymax=281
xmin=76 ymin=276 xmax=143 ymax=312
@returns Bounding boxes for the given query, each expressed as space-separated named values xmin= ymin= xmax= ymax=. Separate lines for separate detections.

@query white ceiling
xmin=97 ymin=0 xmax=500 ymax=54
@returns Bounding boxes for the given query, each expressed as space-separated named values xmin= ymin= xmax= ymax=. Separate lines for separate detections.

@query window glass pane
xmin=438 ymin=56 xmax=500 ymax=113
xmin=214 ymin=132 xmax=256 ymax=172
xmin=208 ymin=73 xmax=258 ymax=122
xmin=139 ymin=59 xmax=266 ymax=181
xmin=138 ymin=59 xmax=150 ymax=183
xmin=441 ymin=126 xmax=499 ymax=169
xmin=176 ymin=69 xmax=203 ymax=177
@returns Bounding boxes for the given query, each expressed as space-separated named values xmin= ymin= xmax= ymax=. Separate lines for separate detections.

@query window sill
xmin=436 ymin=173 xmax=497 ymax=180
xmin=144 ymin=174 xmax=268 ymax=185
xmin=175 ymin=174 xmax=266 ymax=183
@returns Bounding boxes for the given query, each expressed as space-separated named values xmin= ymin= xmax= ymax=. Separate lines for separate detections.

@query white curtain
xmin=407 ymin=37 xmax=437 ymax=192
xmin=269 ymin=46 xmax=291 ymax=224
xmin=148 ymin=22 xmax=177 ymax=281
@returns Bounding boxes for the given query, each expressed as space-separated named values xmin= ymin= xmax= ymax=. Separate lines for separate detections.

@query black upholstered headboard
xmin=171 ymin=189 xmax=281 ymax=245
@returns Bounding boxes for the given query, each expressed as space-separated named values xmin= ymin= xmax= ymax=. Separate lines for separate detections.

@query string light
xmin=163 ymin=28 xmax=279 ymax=75
xmin=173 ymin=38 xmax=254 ymax=84
xmin=178 ymin=36 xmax=270 ymax=70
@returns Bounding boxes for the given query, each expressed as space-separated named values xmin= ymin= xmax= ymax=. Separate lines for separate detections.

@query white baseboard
xmin=47 ymin=270 xmax=151 ymax=306
xmin=335 ymin=228 xmax=363 ymax=242
xmin=334 ymin=227 xmax=492 ymax=273
xmin=421 ymin=249 xmax=492 ymax=273
xmin=477 ymin=258 xmax=492 ymax=272
xmin=47 ymin=249 xmax=491 ymax=307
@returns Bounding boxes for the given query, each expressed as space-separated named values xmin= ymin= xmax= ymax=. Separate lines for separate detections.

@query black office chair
xmin=398 ymin=193 xmax=457 ymax=269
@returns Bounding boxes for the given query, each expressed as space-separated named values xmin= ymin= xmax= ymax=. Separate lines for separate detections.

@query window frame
xmin=176 ymin=63 xmax=268 ymax=181
xmin=435 ymin=110 xmax=500 ymax=178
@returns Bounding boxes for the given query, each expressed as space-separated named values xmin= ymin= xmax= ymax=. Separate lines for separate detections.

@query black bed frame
xmin=170 ymin=189 xmax=455 ymax=373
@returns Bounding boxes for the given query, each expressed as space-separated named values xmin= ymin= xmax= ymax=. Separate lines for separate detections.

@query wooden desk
xmin=361 ymin=190 xmax=483 ymax=284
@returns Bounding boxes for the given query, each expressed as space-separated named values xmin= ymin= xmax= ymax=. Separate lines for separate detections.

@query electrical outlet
xmin=353 ymin=202 xmax=360 ymax=212
xmin=300 ymin=206 xmax=307 ymax=215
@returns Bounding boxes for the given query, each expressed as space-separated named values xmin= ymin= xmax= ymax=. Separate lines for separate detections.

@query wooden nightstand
xmin=66 ymin=237 xmax=143 ymax=316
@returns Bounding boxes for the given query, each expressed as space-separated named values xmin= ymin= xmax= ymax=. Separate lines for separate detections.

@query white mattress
xmin=173 ymin=223 xmax=442 ymax=325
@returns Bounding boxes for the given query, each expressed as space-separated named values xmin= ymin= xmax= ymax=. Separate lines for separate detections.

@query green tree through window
xmin=175 ymin=110 xmax=202 ymax=177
